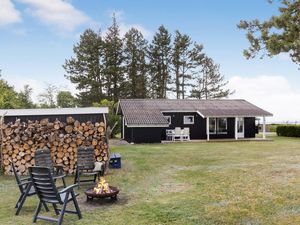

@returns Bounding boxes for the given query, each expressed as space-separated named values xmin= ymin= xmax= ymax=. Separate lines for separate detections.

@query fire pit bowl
xmin=85 ymin=186 xmax=119 ymax=202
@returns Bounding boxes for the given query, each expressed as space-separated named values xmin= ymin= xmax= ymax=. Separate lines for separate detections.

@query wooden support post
xmin=235 ymin=117 xmax=238 ymax=140
xmin=206 ymin=117 xmax=210 ymax=141
xmin=122 ymin=117 xmax=125 ymax=139
xmin=263 ymin=116 xmax=266 ymax=139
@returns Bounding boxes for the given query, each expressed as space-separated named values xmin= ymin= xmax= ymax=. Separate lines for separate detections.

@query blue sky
xmin=0 ymin=0 xmax=300 ymax=122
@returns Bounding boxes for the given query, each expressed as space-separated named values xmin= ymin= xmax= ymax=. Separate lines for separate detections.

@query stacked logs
xmin=0 ymin=117 xmax=109 ymax=175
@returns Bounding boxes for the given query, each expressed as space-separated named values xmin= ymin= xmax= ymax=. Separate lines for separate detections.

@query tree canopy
xmin=64 ymin=18 xmax=233 ymax=104
xmin=238 ymin=0 xmax=300 ymax=65
xmin=57 ymin=91 xmax=76 ymax=108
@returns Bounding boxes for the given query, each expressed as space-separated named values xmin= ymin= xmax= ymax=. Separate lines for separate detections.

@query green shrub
xmin=269 ymin=124 xmax=278 ymax=132
xmin=276 ymin=125 xmax=300 ymax=137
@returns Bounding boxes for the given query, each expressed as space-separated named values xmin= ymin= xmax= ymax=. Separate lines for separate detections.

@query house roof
xmin=0 ymin=107 xmax=109 ymax=117
xmin=118 ymin=99 xmax=272 ymax=127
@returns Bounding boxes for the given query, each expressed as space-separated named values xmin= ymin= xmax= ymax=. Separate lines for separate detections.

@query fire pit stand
xmin=85 ymin=186 xmax=119 ymax=202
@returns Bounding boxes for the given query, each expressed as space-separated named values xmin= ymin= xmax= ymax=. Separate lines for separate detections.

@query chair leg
xmin=15 ymin=194 xmax=23 ymax=208
xmin=16 ymin=183 xmax=31 ymax=215
xmin=42 ymin=202 xmax=49 ymax=212
xmin=57 ymin=192 xmax=69 ymax=225
xmin=53 ymin=203 xmax=59 ymax=215
xmin=71 ymin=190 xmax=82 ymax=219
xmin=62 ymin=177 xmax=67 ymax=188
xmin=33 ymin=200 xmax=42 ymax=223
xmin=74 ymin=169 xmax=78 ymax=184
xmin=15 ymin=193 xmax=26 ymax=215
xmin=77 ymin=173 xmax=81 ymax=189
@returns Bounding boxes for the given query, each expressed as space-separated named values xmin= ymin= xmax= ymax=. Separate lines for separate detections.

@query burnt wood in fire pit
xmin=85 ymin=186 xmax=119 ymax=202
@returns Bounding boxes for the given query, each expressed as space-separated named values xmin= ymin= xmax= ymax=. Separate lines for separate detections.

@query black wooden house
xmin=117 ymin=99 xmax=272 ymax=143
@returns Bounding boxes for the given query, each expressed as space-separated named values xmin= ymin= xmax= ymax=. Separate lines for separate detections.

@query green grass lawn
xmin=1 ymin=136 xmax=300 ymax=225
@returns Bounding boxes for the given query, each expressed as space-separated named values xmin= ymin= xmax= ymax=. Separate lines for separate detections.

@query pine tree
xmin=190 ymin=56 xmax=232 ymax=99
xmin=172 ymin=31 xmax=193 ymax=99
xmin=148 ymin=25 xmax=172 ymax=98
xmin=238 ymin=0 xmax=300 ymax=65
xmin=123 ymin=28 xmax=148 ymax=98
xmin=63 ymin=29 xmax=104 ymax=106
xmin=103 ymin=14 xmax=124 ymax=101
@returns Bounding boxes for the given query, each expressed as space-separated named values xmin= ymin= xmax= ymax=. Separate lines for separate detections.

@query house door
xmin=237 ymin=117 xmax=244 ymax=138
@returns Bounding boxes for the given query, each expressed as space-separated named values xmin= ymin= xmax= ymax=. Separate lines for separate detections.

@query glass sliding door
xmin=237 ymin=117 xmax=244 ymax=138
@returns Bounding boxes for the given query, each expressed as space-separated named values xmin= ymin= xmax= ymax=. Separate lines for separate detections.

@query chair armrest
xmin=53 ymin=174 xmax=66 ymax=179
xmin=19 ymin=180 xmax=32 ymax=187
xmin=20 ymin=177 xmax=31 ymax=182
xmin=58 ymin=184 xmax=78 ymax=194
xmin=54 ymin=165 xmax=64 ymax=169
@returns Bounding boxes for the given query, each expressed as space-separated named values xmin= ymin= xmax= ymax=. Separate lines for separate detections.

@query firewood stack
xmin=0 ymin=117 xmax=109 ymax=175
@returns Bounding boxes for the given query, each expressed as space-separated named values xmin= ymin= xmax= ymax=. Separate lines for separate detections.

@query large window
xmin=184 ymin=115 xmax=194 ymax=124
xmin=217 ymin=118 xmax=227 ymax=133
xmin=209 ymin=118 xmax=227 ymax=134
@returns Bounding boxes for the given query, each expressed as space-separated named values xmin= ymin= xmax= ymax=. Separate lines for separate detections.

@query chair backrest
xmin=28 ymin=166 xmax=62 ymax=204
xmin=9 ymin=159 xmax=24 ymax=193
xmin=183 ymin=127 xmax=190 ymax=135
xmin=77 ymin=146 xmax=95 ymax=170
xmin=174 ymin=127 xmax=182 ymax=135
xmin=166 ymin=129 xmax=173 ymax=135
xmin=35 ymin=149 xmax=54 ymax=172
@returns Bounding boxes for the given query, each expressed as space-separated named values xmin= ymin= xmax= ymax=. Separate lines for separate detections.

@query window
xmin=209 ymin=118 xmax=216 ymax=134
xmin=217 ymin=118 xmax=227 ymax=133
xmin=209 ymin=118 xmax=227 ymax=134
xmin=184 ymin=116 xmax=194 ymax=124
xmin=164 ymin=116 xmax=171 ymax=125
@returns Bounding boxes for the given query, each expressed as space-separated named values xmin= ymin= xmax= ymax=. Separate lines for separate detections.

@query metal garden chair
xmin=9 ymin=159 xmax=49 ymax=215
xmin=28 ymin=166 xmax=82 ymax=225
xmin=173 ymin=127 xmax=183 ymax=141
xmin=182 ymin=127 xmax=190 ymax=141
xmin=35 ymin=149 xmax=66 ymax=187
xmin=74 ymin=146 xmax=104 ymax=188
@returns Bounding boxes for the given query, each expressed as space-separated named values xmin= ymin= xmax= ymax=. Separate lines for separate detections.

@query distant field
xmin=1 ymin=136 xmax=300 ymax=224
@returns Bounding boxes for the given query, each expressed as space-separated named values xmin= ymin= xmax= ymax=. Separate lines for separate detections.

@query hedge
xmin=276 ymin=125 xmax=300 ymax=137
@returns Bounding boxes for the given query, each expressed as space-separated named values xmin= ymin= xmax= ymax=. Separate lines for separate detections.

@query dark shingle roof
xmin=119 ymin=99 xmax=272 ymax=127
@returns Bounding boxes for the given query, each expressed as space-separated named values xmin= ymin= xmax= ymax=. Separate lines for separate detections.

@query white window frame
xmin=209 ymin=117 xmax=228 ymax=134
xmin=183 ymin=115 xmax=194 ymax=125
xmin=164 ymin=116 xmax=172 ymax=125
xmin=217 ymin=118 xmax=227 ymax=134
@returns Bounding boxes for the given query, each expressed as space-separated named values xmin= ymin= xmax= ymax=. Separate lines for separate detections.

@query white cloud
xmin=18 ymin=0 xmax=90 ymax=33
xmin=227 ymin=75 xmax=300 ymax=123
xmin=277 ymin=53 xmax=291 ymax=62
xmin=119 ymin=22 xmax=151 ymax=38
xmin=0 ymin=0 xmax=22 ymax=26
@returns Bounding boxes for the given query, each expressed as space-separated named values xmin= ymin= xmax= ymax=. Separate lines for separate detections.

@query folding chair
xmin=9 ymin=159 xmax=48 ymax=215
xmin=28 ymin=166 xmax=82 ymax=225
xmin=74 ymin=146 xmax=104 ymax=189
xmin=35 ymin=149 xmax=66 ymax=187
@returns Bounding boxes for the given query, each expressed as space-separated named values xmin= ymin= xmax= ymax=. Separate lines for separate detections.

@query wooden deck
xmin=161 ymin=138 xmax=273 ymax=143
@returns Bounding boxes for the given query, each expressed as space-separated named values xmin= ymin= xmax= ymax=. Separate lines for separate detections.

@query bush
xmin=269 ymin=124 xmax=278 ymax=132
xmin=276 ymin=125 xmax=300 ymax=137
